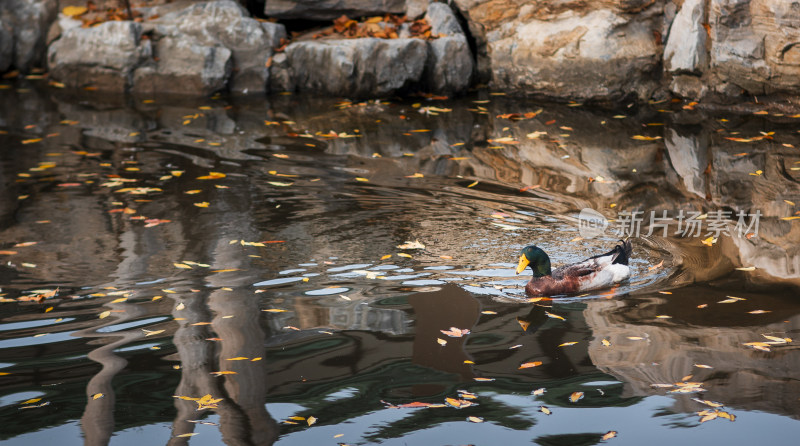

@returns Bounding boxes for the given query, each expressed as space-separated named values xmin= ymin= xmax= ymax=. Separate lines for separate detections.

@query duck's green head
xmin=516 ymin=245 xmax=552 ymax=277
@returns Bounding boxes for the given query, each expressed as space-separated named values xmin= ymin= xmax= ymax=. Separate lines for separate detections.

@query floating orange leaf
xmin=519 ymin=361 xmax=543 ymax=369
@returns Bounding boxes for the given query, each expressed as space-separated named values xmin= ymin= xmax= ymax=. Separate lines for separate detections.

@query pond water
xmin=0 ymin=81 xmax=799 ymax=446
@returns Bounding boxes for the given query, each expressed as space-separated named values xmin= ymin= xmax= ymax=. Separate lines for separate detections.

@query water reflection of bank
xmin=585 ymin=284 xmax=800 ymax=419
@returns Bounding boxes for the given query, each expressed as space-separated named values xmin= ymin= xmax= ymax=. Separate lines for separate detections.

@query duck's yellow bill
xmin=516 ymin=254 xmax=530 ymax=274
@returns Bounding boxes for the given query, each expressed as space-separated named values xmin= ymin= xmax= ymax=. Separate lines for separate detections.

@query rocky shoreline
xmin=2 ymin=0 xmax=800 ymax=109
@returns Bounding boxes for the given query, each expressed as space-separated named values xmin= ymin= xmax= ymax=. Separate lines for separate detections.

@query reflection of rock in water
xmin=584 ymin=298 xmax=800 ymax=418
xmin=409 ymin=284 xmax=480 ymax=380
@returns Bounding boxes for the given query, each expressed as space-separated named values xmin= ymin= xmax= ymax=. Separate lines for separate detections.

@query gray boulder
xmin=423 ymin=3 xmax=473 ymax=94
xmin=452 ymin=0 xmax=663 ymax=102
xmin=663 ymin=0 xmax=708 ymax=74
xmin=0 ymin=0 xmax=58 ymax=72
xmin=283 ymin=38 xmax=427 ymax=97
xmin=47 ymin=21 xmax=151 ymax=91
xmin=144 ymin=0 xmax=284 ymax=94
xmin=265 ymin=0 xmax=405 ymax=20
xmin=132 ymin=35 xmax=232 ymax=96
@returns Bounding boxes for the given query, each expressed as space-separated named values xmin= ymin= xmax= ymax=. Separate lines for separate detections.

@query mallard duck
xmin=515 ymin=240 xmax=632 ymax=296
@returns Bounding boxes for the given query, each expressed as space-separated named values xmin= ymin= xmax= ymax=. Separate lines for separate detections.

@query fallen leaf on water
xmin=559 ymin=342 xmax=578 ymax=347
xmin=197 ymin=172 xmax=226 ymax=180
xmin=743 ymin=342 xmax=771 ymax=352
xmin=445 ymin=397 xmax=474 ymax=408
xmin=540 ymin=405 xmax=552 ymax=415
xmin=174 ymin=263 xmax=192 ymax=269
xmin=545 ymin=311 xmax=565 ymax=321
xmin=527 ymin=297 xmax=544 ymax=303
xmin=658 ymin=291 xmax=672 ymax=295
xmin=735 ymin=266 xmax=755 ymax=271
xmin=437 ymin=338 xmax=447 ymax=346
xmin=307 ymin=416 xmax=317 ymax=426
xmin=226 ymin=357 xmax=249 ymax=361
xmin=569 ymin=391 xmax=584 ymax=403
xmin=355 ymin=177 xmax=369 ymax=182
xmin=473 ymin=377 xmax=494 ymax=382
xmin=143 ymin=329 xmax=165 ymax=337
xmin=718 ymin=296 xmax=745 ymax=304
xmin=697 ymin=304 xmax=708 ymax=309
xmin=701 ymin=236 xmax=716 ymax=246
xmin=518 ymin=319 xmax=531 ymax=331
xmin=21 ymin=398 xmax=42 ymax=405
xmin=98 ymin=311 xmax=111 ymax=319
xmin=648 ymin=260 xmax=664 ymax=271
xmin=194 ymin=202 xmax=210 ymax=208
xmin=519 ymin=361 xmax=543 ymax=369
xmin=482 ymin=310 xmax=497 ymax=315
xmin=440 ymin=327 xmax=470 ymax=337
xmin=268 ymin=182 xmax=293 ymax=187
xmin=602 ymin=338 xmax=611 ymax=347
xmin=601 ymin=431 xmax=617 ymax=440
xmin=694 ymin=364 xmax=712 ymax=369
xmin=176 ymin=302 xmax=185 ymax=310
xmin=532 ymin=388 xmax=546 ymax=396
xmin=467 ymin=180 xmax=479 ymax=188
xmin=762 ymin=335 xmax=790 ymax=343
xmin=397 ymin=240 xmax=425 ymax=250
xmin=92 ymin=393 xmax=104 ymax=400
xmin=632 ymin=135 xmax=662 ymax=141
xmin=748 ymin=310 xmax=771 ymax=314
xmin=467 ymin=416 xmax=484 ymax=423
xmin=176 ymin=433 xmax=198 ymax=438
xmin=380 ymin=254 xmax=392 ymax=260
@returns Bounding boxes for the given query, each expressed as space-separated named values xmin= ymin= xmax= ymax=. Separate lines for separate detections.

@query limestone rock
xmin=708 ymin=0 xmax=800 ymax=96
xmin=487 ymin=7 xmax=662 ymax=101
xmin=132 ymin=35 xmax=232 ymax=96
xmin=47 ymin=21 xmax=151 ymax=91
xmin=284 ymin=38 xmax=427 ymax=97
xmin=147 ymin=0 xmax=282 ymax=94
xmin=663 ymin=0 xmax=708 ymax=74
xmin=265 ymin=0 xmax=405 ymax=21
xmin=405 ymin=0 xmax=429 ymax=20
xmin=424 ymin=3 xmax=473 ymax=94
xmin=0 ymin=0 xmax=58 ymax=72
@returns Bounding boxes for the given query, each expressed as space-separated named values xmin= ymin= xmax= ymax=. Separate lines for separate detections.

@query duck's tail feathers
xmin=611 ymin=239 xmax=632 ymax=265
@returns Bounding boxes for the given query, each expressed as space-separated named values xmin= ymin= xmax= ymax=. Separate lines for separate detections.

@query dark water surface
xmin=1 ymin=82 xmax=799 ymax=445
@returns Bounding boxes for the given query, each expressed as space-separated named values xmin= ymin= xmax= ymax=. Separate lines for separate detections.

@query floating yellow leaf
xmin=197 ymin=172 xmax=226 ymax=180
xmin=380 ymin=254 xmax=392 ymax=260
xmin=748 ymin=310 xmax=770 ymax=314
xmin=437 ymin=338 xmax=447 ymax=346
xmin=518 ymin=318 xmax=531 ymax=331
xmin=473 ymin=377 xmax=494 ymax=382
xmin=176 ymin=433 xmax=198 ymax=438
xmin=735 ymin=266 xmax=755 ymax=271
xmin=569 ymin=391 xmax=584 ymax=403
xmin=532 ymin=388 xmax=546 ymax=396
xmin=355 ymin=177 xmax=369 ymax=182
xmin=175 ymin=302 xmax=185 ymax=310
xmin=601 ymin=431 xmax=617 ymax=440
xmin=545 ymin=311 xmax=565 ymax=321
xmin=627 ymin=336 xmax=644 ymax=340
xmin=601 ymin=338 xmax=611 ymax=347
xmin=694 ymin=363 xmax=712 ymax=369
xmin=632 ymin=135 xmax=662 ymax=141
xmin=143 ymin=329 xmax=165 ymax=337
xmin=397 ymin=253 xmax=412 ymax=258
xmin=174 ymin=263 xmax=192 ymax=269
xmin=540 ymin=406 xmax=552 ymax=415
xmin=467 ymin=416 xmax=484 ymax=423
xmin=226 ymin=357 xmax=249 ymax=361
xmin=467 ymin=180 xmax=479 ymax=188
xmin=263 ymin=309 xmax=288 ymax=313
xmin=92 ymin=393 xmax=104 ymax=400
xmin=519 ymin=361 xmax=543 ymax=369
xmin=307 ymin=416 xmax=317 ymax=426
xmin=98 ymin=311 xmax=111 ymax=319
xmin=194 ymin=202 xmax=210 ymax=208
xmin=397 ymin=240 xmax=425 ymax=250
xmin=558 ymin=342 xmax=578 ymax=347
xmin=210 ymin=371 xmax=238 ymax=376
xmin=481 ymin=310 xmax=497 ymax=315
xmin=22 ymin=138 xmax=42 ymax=144
xmin=21 ymin=398 xmax=42 ymax=404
